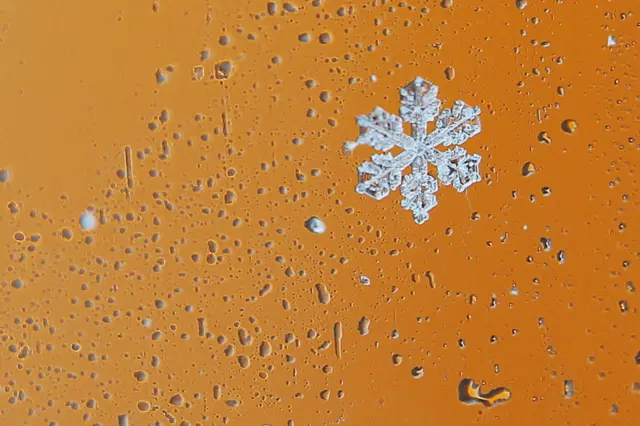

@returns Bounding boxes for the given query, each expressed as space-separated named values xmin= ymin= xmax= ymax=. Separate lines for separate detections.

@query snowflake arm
xmin=434 ymin=100 xmax=482 ymax=147
xmin=399 ymin=77 xmax=442 ymax=141
xmin=355 ymin=150 xmax=416 ymax=200
xmin=436 ymin=146 xmax=482 ymax=192
xmin=400 ymin=157 xmax=439 ymax=225
xmin=344 ymin=107 xmax=415 ymax=152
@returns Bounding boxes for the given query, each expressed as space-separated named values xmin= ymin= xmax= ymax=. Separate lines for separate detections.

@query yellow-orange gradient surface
xmin=0 ymin=1 xmax=638 ymax=425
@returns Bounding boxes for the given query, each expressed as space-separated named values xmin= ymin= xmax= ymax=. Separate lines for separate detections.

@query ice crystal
xmin=345 ymin=77 xmax=483 ymax=224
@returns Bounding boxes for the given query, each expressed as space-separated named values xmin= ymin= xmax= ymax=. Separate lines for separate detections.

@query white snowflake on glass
xmin=344 ymin=77 xmax=482 ymax=224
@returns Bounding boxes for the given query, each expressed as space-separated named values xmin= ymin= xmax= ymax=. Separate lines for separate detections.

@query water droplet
xmin=315 ymin=283 xmax=331 ymax=304
xmin=557 ymin=250 xmax=566 ymax=264
xmin=458 ymin=378 xmax=512 ymax=407
xmin=133 ymin=371 xmax=148 ymax=382
xmin=426 ymin=271 xmax=436 ymax=288
xmin=298 ymin=33 xmax=311 ymax=43
xmin=522 ymin=162 xmax=536 ymax=177
xmin=213 ymin=385 xmax=222 ymax=400
xmin=155 ymin=69 xmax=167 ymax=84
xmin=192 ymin=65 xmax=205 ymax=81
xmin=540 ymin=237 xmax=552 ymax=251
xmin=411 ymin=366 xmax=424 ymax=378
xmin=259 ymin=341 xmax=272 ymax=357
xmin=238 ymin=328 xmax=252 ymax=346
xmin=563 ymin=380 xmax=574 ymax=398
xmin=319 ymin=32 xmax=332 ymax=44
xmin=169 ymin=394 xmax=184 ymax=405
xmin=357 ymin=317 xmax=370 ymax=335
xmin=283 ymin=2 xmax=298 ymax=13
xmin=444 ymin=66 xmax=455 ymax=80
xmin=237 ymin=354 xmax=250 ymax=368
xmin=118 ymin=414 xmax=130 ymax=426
xmin=538 ymin=131 xmax=552 ymax=144
xmin=619 ymin=300 xmax=629 ymax=313
xmin=561 ymin=119 xmax=578 ymax=134
xmin=61 ymin=228 xmax=73 ymax=240
xmin=304 ymin=217 xmax=326 ymax=234
xmin=79 ymin=211 xmax=98 ymax=231
xmin=214 ymin=61 xmax=234 ymax=79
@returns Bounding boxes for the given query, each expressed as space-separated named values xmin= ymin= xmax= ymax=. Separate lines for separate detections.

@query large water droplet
xmin=304 ymin=217 xmax=326 ymax=234
xmin=80 ymin=211 xmax=98 ymax=231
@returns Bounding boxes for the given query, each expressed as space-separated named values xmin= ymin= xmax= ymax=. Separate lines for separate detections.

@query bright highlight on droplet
xmin=79 ymin=211 xmax=98 ymax=231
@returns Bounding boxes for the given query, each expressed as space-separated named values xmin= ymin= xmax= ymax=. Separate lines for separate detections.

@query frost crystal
xmin=345 ymin=77 xmax=482 ymax=224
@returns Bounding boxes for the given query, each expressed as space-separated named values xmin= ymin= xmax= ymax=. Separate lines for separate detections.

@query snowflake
xmin=344 ymin=77 xmax=483 ymax=224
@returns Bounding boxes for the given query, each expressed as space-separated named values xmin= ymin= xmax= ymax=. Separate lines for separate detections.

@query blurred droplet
xmin=80 ymin=211 xmax=98 ymax=231
xmin=563 ymin=380 xmax=574 ymax=398
xmin=305 ymin=217 xmax=326 ymax=234
xmin=215 ymin=61 xmax=234 ymax=79
xmin=357 ymin=316 xmax=370 ymax=335
xmin=444 ymin=66 xmax=455 ymax=80
xmin=522 ymin=162 xmax=536 ymax=177
xmin=319 ymin=32 xmax=332 ymax=44
xmin=169 ymin=394 xmax=184 ymax=406
xmin=411 ymin=366 xmax=424 ymax=378
xmin=538 ymin=131 xmax=552 ymax=144
xmin=561 ymin=119 xmax=578 ymax=134
xmin=315 ymin=283 xmax=331 ymax=304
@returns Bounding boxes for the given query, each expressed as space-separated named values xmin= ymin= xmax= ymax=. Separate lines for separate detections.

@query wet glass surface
xmin=0 ymin=1 xmax=638 ymax=424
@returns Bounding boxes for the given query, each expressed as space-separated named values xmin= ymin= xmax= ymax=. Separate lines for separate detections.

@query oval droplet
xmin=561 ymin=119 xmax=578 ymax=134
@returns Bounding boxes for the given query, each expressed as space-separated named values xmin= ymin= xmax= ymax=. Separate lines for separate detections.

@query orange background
xmin=0 ymin=0 xmax=638 ymax=425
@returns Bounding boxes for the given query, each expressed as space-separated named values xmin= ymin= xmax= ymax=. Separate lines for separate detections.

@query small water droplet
xmin=357 ymin=316 xmax=370 ymax=335
xmin=444 ymin=66 xmax=455 ymax=80
xmin=411 ymin=366 xmax=424 ymax=378
xmin=563 ymin=380 xmax=574 ymax=398
xmin=315 ymin=283 xmax=331 ymax=304
xmin=522 ymin=162 xmax=536 ymax=177
xmin=561 ymin=119 xmax=578 ymax=134
xmin=304 ymin=217 xmax=326 ymax=234
xmin=319 ymin=32 xmax=332 ymax=44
